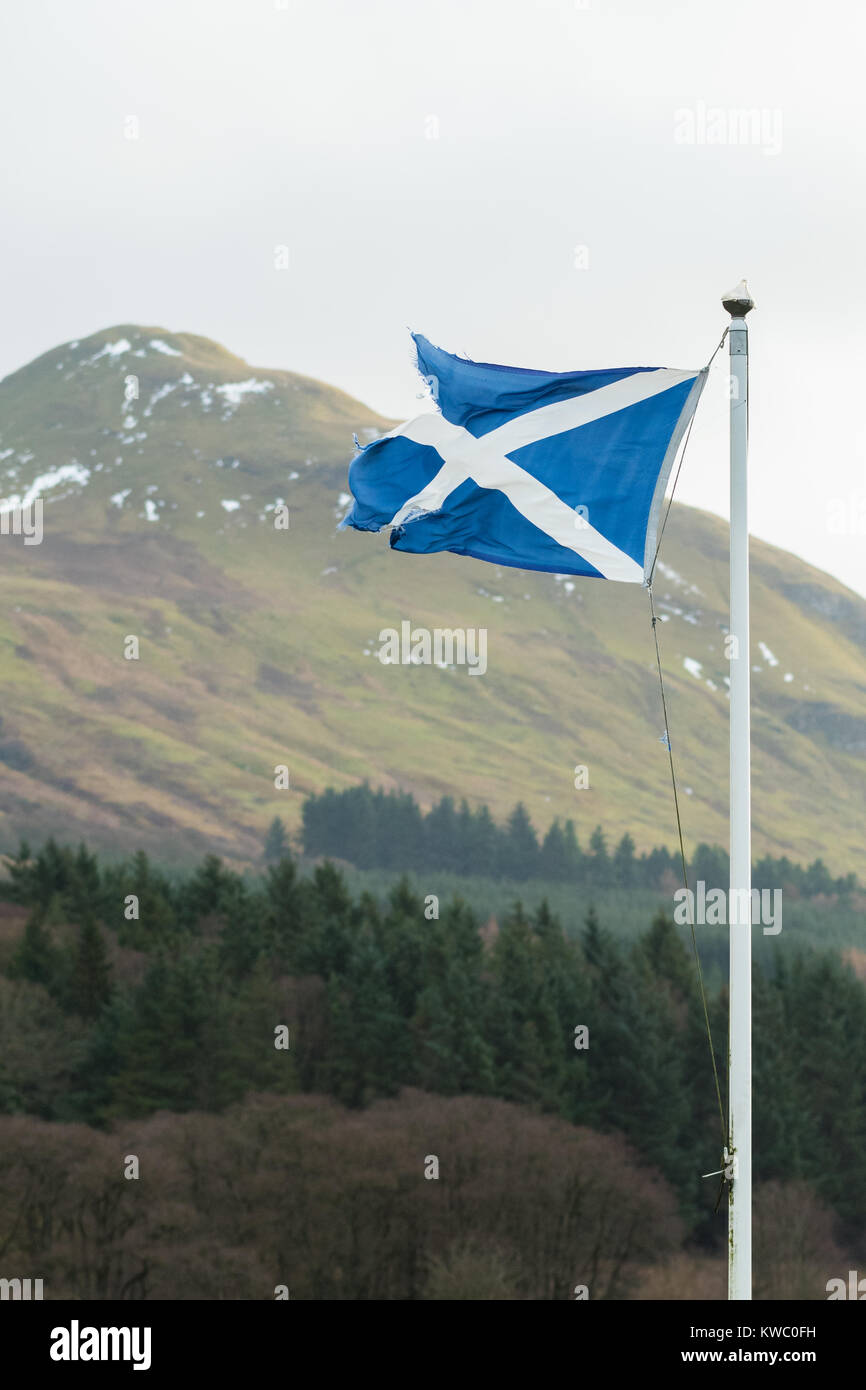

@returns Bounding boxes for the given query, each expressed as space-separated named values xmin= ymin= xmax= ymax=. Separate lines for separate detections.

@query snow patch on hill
xmin=758 ymin=641 xmax=780 ymax=667
xmin=215 ymin=380 xmax=274 ymax=414
xmin=84 ymin=339 xmax=131 ymax=364
xmin=144 ymin=383 xmax=177 ymax=416
xmin=655 ymin=559 xmax=704 ymax=596
xmin=0 ymin=463 xmax=91 ymax=512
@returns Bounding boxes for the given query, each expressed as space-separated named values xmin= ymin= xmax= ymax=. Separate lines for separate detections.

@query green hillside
xmin=0 ymin=324 xmax=863 ymax=874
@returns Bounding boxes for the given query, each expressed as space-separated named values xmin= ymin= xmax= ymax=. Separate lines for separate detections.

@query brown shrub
xmin=0 ymin=1090 xmax=682 ymax=1300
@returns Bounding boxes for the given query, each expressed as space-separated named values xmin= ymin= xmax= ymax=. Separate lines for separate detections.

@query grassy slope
xmin=0 ymin=324 xmax=863 ymax=878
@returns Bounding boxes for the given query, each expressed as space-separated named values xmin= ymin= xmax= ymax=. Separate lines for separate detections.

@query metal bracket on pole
xmin=702 ymin=1147 xmax=738 ymax=1181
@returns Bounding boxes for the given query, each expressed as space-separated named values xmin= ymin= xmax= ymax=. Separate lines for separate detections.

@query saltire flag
xmin=342 ymin=335 xmax=706 ymax=582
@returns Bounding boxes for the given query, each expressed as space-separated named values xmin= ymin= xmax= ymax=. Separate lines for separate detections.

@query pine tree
xmin=612 ymin=832 xmax=637 ymax=888
xmin=374 ymin=877 xmax=426 ymax=1019
xmin=424 ymin=796 xmax=460 ymax=870
xmin=500 ymin=803 xmax=540 ymax=881
xmin=66 ymin=843 xmax=101 ymax=921
xmin=322 ymin=935 xmax=408 ymax=1106
xmin=223 ymin=960 xmax=299 ymax=1099
xmin=691 ymin=842 xmax=728 ymax=893
xmin=8 ymin=907 xmax=63 ymax=993
xmin=124 ymin=849 xmax=176 ymax=941
xmin=343 ymin=783 xmax=378 ymax=866
xmin=67 ymin=915 xmax=112 ymax=1019
xmin=411 ymin=900 xmax=494 ymax=1094
xmin=263 ymin=816 xmax=289 ymax=862
xmin=532 ymin=899 xmax=591 ymax=1117
xmin=540 ymin=820 xmax=568 ymax=882
xmin=3 ymin=838 xmax=33 ymax=903
xmin=90 ymin=955 xmax=235 ymax=1118
xmin=264 ymin=855 xmax=304 ymax=969
xmin=803 ymin=857 xmax=834 ymax=897
xmin=581 ymin=904 xmax=609 ymax=970
xmin=783 ymin=951 xmax=866 ymax=1227
xmin=485 ymin=902 xmax=560 ymax=1105
xmin=752 ymin=960 xmax=805 ymax=1187
xmin=382 ymin=791 xmax=425 ymax=872
xmin=471 ymin=803 xmax=501 ymax=876
xmin=294 ymin=862 xmax=355 ymax=978
xmin=644 ymin=845 xmax=677 ymax=888
xmin=583 ymin=911 xmax=692 ymax=1197
xmin=561 ymin=819 xmax=582 ymax=880
xmin=455 ymin=800 xmax=476 ymax=877
xmin=588 ymin=826 xmax=609 ymax=885
xmin=178 ymin=853 xmax=239 ymax=929
xmin=300 ymin=788 xmax=332 ymax=858
xmin=217 ymin=880 xmax=266 ymax=979
xmin=634 ymin=911 xmax=693 ymax=998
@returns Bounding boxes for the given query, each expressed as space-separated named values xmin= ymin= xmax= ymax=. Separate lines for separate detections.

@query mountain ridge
xmin=0 ymin=324 xmax=862 ymax=874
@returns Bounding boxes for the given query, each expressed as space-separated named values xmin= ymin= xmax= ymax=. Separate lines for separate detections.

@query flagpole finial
xmin=722 ymin=280 xmax=755 ymax=317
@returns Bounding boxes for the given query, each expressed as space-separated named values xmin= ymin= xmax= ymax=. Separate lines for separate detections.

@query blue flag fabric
xmin=342 ymin=335 xmax=706 ymax=582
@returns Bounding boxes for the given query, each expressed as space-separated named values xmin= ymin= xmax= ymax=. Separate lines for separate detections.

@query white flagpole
xmin=722 ymin=279 xmax=755 ymax=1300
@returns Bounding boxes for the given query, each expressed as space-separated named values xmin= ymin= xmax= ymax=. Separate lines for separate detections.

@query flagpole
xmin=722 ymin=279 xmax=754 ymax=1300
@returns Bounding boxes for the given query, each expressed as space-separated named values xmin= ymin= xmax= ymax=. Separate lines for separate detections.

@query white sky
xmin=2 ymin=0 xmax=865 ymax=594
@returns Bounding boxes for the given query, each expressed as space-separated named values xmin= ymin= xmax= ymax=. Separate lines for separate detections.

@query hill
xmin=0 ymin=324 xmax=864 ymax=873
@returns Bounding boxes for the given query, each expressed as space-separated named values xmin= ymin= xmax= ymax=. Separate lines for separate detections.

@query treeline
xmin=297 ymin=784 xmax=858 ymax=897
xmin=0 ymin=1095 xmax=847 ymax=1300
xmin=0 ymin=1095 xmax=683 ymax=1300
xmin=2 ymin=836 xmax=866 ymax=1261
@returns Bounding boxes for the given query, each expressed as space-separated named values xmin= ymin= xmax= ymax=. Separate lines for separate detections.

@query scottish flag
xmin=343 ymin=335 xmax=706 ymax=582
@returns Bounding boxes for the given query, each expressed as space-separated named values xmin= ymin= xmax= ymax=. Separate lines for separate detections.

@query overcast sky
xmin=3 ymin=0 xmax=865 ymax=595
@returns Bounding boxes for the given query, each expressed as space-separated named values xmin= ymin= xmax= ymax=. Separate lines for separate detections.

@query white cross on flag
xmin=343 ymin=334 xmax=706 ymax=583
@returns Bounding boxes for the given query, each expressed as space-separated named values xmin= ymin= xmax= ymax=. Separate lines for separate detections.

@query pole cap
xmin=722 ymin=279 xmax=755 ymax=317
